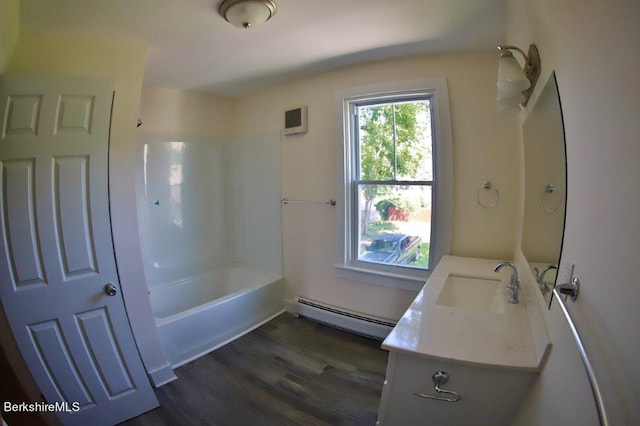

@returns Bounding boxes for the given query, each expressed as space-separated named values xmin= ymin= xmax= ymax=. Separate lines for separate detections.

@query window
xmin=336 ymin=79 xmax=453 ymax=290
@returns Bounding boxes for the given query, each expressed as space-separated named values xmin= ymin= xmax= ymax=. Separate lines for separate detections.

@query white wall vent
xmin=283 ymin=106 xmax=307 ymax=135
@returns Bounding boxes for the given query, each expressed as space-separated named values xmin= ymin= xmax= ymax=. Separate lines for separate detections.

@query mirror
xmin=521 ymin=72 xmax=567 ymax=307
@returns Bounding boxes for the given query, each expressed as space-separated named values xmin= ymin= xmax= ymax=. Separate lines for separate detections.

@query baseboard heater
xmin=292 ymin=296 xmax=396 ymax=340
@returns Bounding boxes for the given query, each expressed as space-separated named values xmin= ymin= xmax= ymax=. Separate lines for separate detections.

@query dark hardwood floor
xmin=122 ymin=313 xmax=388 ymax=426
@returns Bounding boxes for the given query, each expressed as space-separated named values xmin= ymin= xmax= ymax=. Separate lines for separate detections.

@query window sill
xmin=335 ymin=264 xmax=429 ymax=292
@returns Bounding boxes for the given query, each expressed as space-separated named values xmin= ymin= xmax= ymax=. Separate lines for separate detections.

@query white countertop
xmin=382 ymin=255 xmax=550 ymax=371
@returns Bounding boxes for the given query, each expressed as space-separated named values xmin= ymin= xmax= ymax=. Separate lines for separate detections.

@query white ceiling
xmin=20 ymin=0 xmax=507 ymax=96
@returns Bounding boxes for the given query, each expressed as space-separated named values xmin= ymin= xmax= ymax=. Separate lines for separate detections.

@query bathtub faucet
xmin=494 ymin=261 xmax=519 ymax=304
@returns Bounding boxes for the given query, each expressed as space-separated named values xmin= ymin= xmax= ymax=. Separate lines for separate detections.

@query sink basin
xmin=436 ymin=274 xmax=506 ymax=313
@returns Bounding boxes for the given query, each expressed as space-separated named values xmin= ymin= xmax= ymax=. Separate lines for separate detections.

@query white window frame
xmin=335 ymin=78 xmax=453 ymax=291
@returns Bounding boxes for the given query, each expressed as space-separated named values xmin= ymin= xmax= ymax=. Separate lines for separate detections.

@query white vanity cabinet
xmin=377 ymin=352 xmax=536 ymax=426
xmin=376 ymin=256 xmax=551 ymax=426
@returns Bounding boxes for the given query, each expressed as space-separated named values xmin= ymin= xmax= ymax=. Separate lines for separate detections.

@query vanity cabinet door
xmin=377 ymin=352 xmax=536 ymax=426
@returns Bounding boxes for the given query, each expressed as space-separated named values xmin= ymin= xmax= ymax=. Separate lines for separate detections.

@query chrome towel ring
xmin=477 ymin=181 xmax=500 ymax=208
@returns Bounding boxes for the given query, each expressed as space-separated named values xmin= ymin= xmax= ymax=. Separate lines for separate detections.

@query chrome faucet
xmin=494 ymin=261 xmax=519 ymax=304
xmin=537 ymin=264 xmax=558 ymax=294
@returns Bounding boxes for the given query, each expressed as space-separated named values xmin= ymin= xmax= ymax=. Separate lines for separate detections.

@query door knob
xmin=104 ymin=283 xmax=117 ymax=296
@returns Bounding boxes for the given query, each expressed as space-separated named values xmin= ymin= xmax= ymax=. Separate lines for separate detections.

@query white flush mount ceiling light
xmin=496 ymin=44 xmax=541 ymax=112
xmin=219 ymin=0 xmax=277 ymax=29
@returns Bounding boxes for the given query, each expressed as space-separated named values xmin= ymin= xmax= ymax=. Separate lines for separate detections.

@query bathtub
xmin=150 ymin=263 xmax=284 ymax=367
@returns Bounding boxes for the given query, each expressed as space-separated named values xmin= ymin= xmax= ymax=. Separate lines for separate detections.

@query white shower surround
xmin=135 ymin=133 xmax=284 ymax=368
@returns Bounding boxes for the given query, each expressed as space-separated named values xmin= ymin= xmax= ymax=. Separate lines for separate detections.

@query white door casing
xmin=0 ymin=75 xmax=158 ymax=425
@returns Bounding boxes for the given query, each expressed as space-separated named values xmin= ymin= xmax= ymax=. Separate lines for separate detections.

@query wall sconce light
xmin=496 ymin=44 xmax=541 ymax=111
xmin=219 ymin=0 xmax=277 ymax=29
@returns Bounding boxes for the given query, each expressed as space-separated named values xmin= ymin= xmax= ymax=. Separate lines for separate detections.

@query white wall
xmin=509 ymin=1 xmax=640 ymax=424
xmin=139 ymin=87 xmax=234 ymax=138
xmin=235 ymin=52 xmax=521 ymax=320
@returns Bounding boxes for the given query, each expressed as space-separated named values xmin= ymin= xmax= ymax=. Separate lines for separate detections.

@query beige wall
xmin=509 ymin=0 xmax=640 ymax=424
xmin=6 ymin=34 xmax=173 ymax=384
xmin=0 ymin=0 xmax=19 ymax=72
xmin=234 ymin=52 xmax=521 ymax=320
xmin=139 ymin=86 xmax=234 ymax=138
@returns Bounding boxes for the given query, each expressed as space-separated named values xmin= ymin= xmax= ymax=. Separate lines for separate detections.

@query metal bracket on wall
xmin=557 ymin=277 xmax=580 ymax=301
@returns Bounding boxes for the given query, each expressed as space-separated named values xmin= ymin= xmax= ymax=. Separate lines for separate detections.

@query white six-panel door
xmin=0 ymin=75 xmax=158 ymax=425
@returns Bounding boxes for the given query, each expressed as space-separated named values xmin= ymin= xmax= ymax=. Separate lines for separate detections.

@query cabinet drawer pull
xmin=414 ymin=371 xmax=461 ymax=403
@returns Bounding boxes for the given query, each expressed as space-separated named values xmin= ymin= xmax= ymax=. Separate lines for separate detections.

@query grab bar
xmin=281 ymin=197 xmax=336 ymax=206
xmin=414 ymin=371 xmax=461 ymax=403
xmin=553 ymin=285 xmax=609 ymax=426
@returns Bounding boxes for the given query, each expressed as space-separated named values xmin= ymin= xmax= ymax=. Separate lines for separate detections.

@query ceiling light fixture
xmin=219 ymin=0 xmax=277 ymax=29
xmin=496 ymin=44 xmax=541 ymax=111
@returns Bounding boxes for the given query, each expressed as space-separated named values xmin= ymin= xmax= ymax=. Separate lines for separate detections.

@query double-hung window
xmin=336 ymin=79 xmax=453 ymax=290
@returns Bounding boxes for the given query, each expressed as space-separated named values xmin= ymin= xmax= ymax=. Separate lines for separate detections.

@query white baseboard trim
xmin=148 ymin=362 xmax=177 ymax=387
